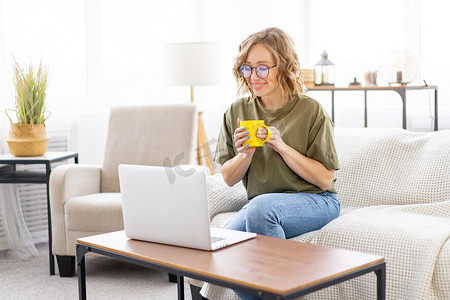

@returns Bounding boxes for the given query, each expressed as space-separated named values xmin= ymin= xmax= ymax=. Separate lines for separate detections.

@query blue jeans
xmin=225 ymin=192 xmax=340 ymax=300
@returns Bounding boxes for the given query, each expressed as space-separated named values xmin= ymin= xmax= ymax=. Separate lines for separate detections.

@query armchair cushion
xmin=65 ymin=193 xmax=123 ymax=232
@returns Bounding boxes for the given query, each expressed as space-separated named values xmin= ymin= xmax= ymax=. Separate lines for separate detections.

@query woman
xmin=211 ymin=27 xmax=341 ymax=300
xmin=215 ymin=27 xmax=340 ymax=246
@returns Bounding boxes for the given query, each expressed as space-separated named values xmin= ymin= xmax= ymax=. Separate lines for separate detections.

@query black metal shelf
xmin=0 ymin=171 xmax=47 ymax=184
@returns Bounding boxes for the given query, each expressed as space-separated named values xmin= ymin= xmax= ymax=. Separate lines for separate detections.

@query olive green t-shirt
xmin=214 ymin=94 xmax=340 ymax=199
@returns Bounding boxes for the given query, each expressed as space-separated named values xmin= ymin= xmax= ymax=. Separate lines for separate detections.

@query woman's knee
xmin=246 ymin=194 xmax=279 ymax=222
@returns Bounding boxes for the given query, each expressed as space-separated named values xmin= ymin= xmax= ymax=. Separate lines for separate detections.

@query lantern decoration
xmin=314 ymin=51 xmax=335 ymax=86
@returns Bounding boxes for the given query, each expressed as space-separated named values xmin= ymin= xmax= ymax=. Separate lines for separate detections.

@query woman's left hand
xmin=256 ymin=126 xmax=286 ymax=153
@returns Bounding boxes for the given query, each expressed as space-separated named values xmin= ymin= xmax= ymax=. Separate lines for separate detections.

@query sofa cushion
xmin=206 ymin=174 xmax=248 ymax=220
xmin=334 ymin=128 xmax=450 ymax=208
xmin=65 ymin=193 xmax=124 ymax=232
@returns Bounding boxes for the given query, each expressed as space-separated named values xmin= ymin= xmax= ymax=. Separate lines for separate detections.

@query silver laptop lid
xmin=118 ymin=164 xmax=212 ymax=250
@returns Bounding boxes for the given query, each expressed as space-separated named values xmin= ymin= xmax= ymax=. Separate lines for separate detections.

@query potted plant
xmin=5 ymin=60 xmax=50 ymax=156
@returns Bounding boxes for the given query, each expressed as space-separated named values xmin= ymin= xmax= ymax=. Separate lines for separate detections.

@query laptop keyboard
xmin=211 ymin=236 xmax=226 ymax=243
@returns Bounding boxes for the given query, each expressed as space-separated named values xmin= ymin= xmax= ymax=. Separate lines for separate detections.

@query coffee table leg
xmin=76 ymin=244 xmax=88 ymax=300
xmin=375 ymin=264 xmax=386 ymax=300
xmin=177 ymin=275 xmax=184 ymax=300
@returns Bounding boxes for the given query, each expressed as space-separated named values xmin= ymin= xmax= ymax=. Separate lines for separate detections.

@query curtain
xmin=0 ymin=184 xmax=38 ymax=260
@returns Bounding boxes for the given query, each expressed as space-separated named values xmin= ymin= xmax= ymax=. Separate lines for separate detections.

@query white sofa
xmin=196 ymin=127 xmax=450 ymax=300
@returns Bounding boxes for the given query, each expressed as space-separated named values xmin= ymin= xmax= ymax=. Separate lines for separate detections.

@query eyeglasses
xmin=239 ymin=64 xmax=277 ymax=79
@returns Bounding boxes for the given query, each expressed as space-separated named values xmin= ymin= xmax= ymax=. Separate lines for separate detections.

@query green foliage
xmin=11 ymin=60 xmax=49 ymax=124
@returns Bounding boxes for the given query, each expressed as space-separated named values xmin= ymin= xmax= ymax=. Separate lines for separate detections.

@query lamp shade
xmin=162 ymin=42 xmax=219 ymax=86
xmin=378 ymin=47 xmax=421 ymax=85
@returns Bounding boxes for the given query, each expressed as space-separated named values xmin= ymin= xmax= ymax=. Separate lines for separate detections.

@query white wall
xmin=1 ymin=0 xmax=449 ymax=164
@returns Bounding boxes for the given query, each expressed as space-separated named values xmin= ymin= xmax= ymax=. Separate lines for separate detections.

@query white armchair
xmin=50 ymin=104 xmax=198 ymax=277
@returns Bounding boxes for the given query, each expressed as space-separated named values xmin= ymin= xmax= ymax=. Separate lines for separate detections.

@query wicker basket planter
xmin=6 ymin=124 xmax=49 ymax=157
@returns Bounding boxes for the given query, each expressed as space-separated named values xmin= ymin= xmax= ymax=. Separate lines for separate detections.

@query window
xmin=1 ymin=0 xmax=86 ymax=111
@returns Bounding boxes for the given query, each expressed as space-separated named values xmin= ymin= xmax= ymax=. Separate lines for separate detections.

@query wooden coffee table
xmin=76 ymin=230 xmax=385 ymax=300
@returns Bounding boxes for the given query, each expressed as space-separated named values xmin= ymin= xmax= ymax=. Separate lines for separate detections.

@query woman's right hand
xmin=234 ymin=118 xmax=256 ymax=155
xmin=221 ymin=118 xmax=255 ymax=186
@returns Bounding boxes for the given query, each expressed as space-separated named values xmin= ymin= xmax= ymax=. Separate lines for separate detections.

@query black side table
xmin=0 ymin=151 xmax=78 ymax=275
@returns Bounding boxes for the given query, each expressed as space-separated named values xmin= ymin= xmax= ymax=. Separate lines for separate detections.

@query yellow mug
xmin=239 ymin=120 xmax=272 ymax=147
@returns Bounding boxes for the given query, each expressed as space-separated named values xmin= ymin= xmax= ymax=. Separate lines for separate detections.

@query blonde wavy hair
xmin=232 ymin=27 xmax=305 ymax=100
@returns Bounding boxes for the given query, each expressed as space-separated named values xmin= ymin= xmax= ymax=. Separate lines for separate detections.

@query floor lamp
xmin=163 ymin=42 xmax=217 ymax=174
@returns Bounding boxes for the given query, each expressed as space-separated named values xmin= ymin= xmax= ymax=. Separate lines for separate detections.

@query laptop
xmin=118 ymin=164 xmax=256 ymax=251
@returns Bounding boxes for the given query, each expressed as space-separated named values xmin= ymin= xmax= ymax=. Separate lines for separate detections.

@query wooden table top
xmin=78 ymin=230 xmax=384 ymax=296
